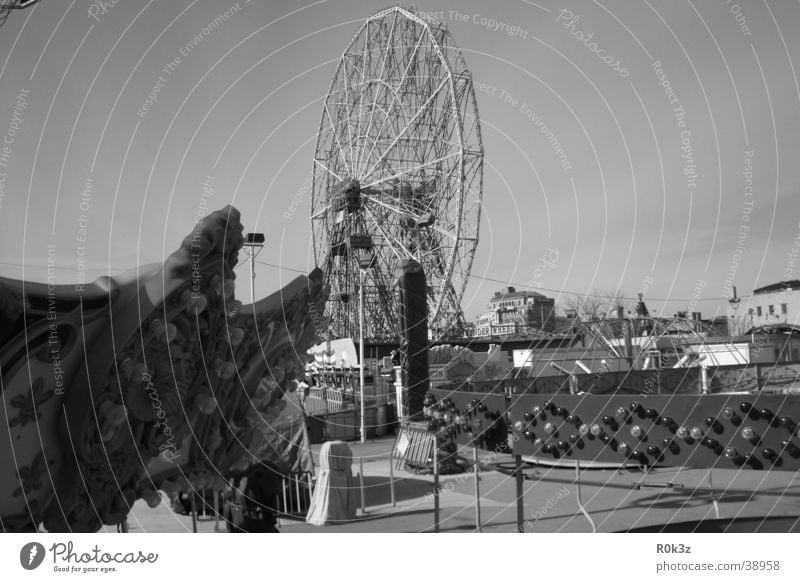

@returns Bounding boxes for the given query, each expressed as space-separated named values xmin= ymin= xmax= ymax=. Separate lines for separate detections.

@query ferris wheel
xmin=311 ymin=6 xmax=483 ymax=341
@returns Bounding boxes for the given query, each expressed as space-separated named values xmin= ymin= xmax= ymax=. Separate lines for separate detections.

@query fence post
xmin=190 ymin=493 xmax=198 ymax=533
xmin=433 ymin=441 xmax=440 ymax=533
xmin=515 ymin=454 xmax=524 ymax=533
xmin=473 ymin=447 xmax=482 ymax=532
xmin=388 ymin=452 xmax=396 ymax=507
xmin=214 ymin=489 xmax=220 ymax=532
xmin=359 ymin=456 xmax=366 ymax=515
xmin=575 ymin=459 xmax=597 ymax=533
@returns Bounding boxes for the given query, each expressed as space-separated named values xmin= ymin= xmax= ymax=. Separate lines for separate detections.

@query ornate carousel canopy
xmin=0 ymin=206 xmax=327 ymax=532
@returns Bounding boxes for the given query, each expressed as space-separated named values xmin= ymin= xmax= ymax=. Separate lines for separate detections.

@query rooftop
xmin=753 ymin=280 xmax=800 ymax=295
xmin=491 ymin=286 xmax=548 ymax=301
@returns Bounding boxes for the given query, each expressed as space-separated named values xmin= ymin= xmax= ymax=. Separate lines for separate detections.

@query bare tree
xmin=560 ymin=289 xmax=633 ymax=321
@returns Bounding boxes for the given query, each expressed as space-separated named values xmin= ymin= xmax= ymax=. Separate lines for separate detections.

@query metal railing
xmin=304 ymin=387 xmax=392 ymax=416
xmin=278 ymin=472 xmax=315 ymax=516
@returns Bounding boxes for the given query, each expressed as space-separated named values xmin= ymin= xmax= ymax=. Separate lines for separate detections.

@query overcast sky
xmin=1 ymin=0 xmax=799 ymax=321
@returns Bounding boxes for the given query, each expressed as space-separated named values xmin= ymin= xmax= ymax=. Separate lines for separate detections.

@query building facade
xmin=474 ymin=286 xmax=556 ymax=336
xmin=738 ymin=280 xmax=800 ymax=330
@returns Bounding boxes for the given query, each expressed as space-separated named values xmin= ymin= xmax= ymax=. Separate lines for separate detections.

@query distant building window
xmin=769 ymin=305 xmax=775 ymax=315
xmin=757 ymin=306 xmax=762 ymax=316
xmin=781 ymin=303 xmax=788 ymax=314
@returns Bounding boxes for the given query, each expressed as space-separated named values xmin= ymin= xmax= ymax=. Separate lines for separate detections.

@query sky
xmin=1 ymin=0 xmax=799 ymax=323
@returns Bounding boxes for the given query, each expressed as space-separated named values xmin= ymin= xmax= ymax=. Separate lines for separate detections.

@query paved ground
xmin=119 ymin=435 xmax=800 ymax=533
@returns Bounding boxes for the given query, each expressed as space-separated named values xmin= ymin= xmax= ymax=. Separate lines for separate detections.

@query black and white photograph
xmin=1 ymin=0 xmax=800 ymax=578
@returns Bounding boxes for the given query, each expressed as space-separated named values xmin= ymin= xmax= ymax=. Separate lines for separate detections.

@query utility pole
xmin=242 ymin=233 xmax=265 ymax=304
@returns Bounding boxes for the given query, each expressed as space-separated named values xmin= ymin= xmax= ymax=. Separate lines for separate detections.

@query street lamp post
xmin=358 ymin=267 xmax=366 ymax=444
xmin=242 ymin=233 xmax=265 ymax=304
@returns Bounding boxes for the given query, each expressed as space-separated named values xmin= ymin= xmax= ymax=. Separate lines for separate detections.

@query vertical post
xmin=709 ymin=469 xmax=720 ymax=519
xmin=575 ymin=459 xmax=597 ymax=533
xmin=389 ymin=452 xmax=396 ymax=507
xmin=213 ymin=489 xmax=220 ymax=532
xmin=294 ymin=475 xmax=301 ymax=514
xmin=243 ymin=234 xmax=264 ymax=305
xmin=433 ymin=440 xmax=440 ymax=533
xmin=700 ymin=362 xmax=709 ymax=394
xmin=393 ymin=366 xmax=404 ymax=421
xmin=515 ymin=454 xmax=524 ymax=533
xmin=473 ymin=447 xmax=482 ymax=532
xmin=359 ymin=456 xmax=366 ymax=514
xmin=282 ymin=478 xmax=288 ymax=514
xmin=359 ymin=268 xmax=366 ymax=443
xmin=249 ymin=250 xmax=256 ymax=305
xmin=190 ymin=493 xmax=198 ymax=533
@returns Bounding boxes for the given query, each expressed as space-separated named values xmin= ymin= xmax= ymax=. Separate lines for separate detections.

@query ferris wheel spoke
xmin=361 ymin=151 xmax=460 ymax=190
xmin=357 ymin=11 xmax=399 ymax=175
xmin=353 ymin=22 xmax=370 ymax=176
xmin=341 ymin=57 xmax=358 ymax=173
xmin=357 ymin=29 xmax=427 ymax=178
xmin=360 ymin=76 xmax=451 ymax=183
xmin=361 ymin=193 xmax=457 ymax=242
xmin=311 ymin=203 xmax=333 ymax=221
xmin=363 ymin=204 xmax=416 ymax=260
xmin=324 ymin=102 xmax=352 ymax=176
xmin=313 ymin=158 xmax=344 ymax=183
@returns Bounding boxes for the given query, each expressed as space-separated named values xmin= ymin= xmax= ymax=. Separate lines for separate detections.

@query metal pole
xmin=359 ymin=268 xmax=366 ymax=444
xmin=213 ymin=489 xmax=220 ymax=532
xmin=249 ymin=249 xmax=256 ymax=304
xmin=709 ymin=469 xmax=720 ymax=519
xmin=515 ymin=454 xmax=524 ymax=533
xmin=359 ymin=456 xmax=366 ymax=514
xmin=389 ymin=452 xmax=396 ymax=507
xmin=433 ymin=441 xmax=440 ymax=533
xmin=575 ymin=459 xmax=597 ymax=532
xmin=190 ymin=493 xmax=198 ymax=533
xmin=473 ymin=447 xmax=482 ymax=532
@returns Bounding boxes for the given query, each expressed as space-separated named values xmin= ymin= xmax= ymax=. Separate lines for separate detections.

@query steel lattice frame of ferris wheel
xmin=0 ymin=0 xmax=40 ymax=27
xmin=311 ymin=6 xmax=483 ymax=342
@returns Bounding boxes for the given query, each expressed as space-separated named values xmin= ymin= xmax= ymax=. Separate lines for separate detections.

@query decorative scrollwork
xmin=13 ymin=451 xmax=52 ymax=497
xmin=9 ymin=378 xmax=53 ymax=428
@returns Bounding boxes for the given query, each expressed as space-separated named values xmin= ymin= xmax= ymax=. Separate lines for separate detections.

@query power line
xmin=241 ymin=259 xmax=748 ymax=304
xmin=1 ymin=259 xmax=749 ymax=305
xmin=456 ymin=271 xmax=741 ymax=303
xmin=252 ymin=259 xmax=308 ymax=275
